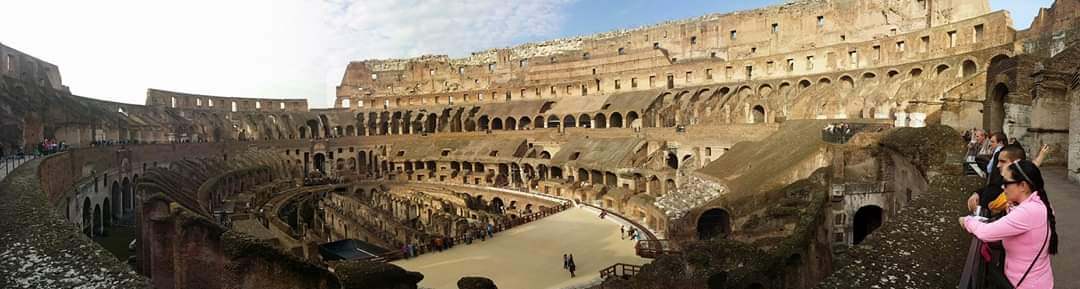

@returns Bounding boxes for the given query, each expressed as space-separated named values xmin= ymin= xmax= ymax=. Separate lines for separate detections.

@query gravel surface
xmin=816 ymin=174 xmax=983 ymax=289
xmin=0 ymin=159 xmax=149 ymax=289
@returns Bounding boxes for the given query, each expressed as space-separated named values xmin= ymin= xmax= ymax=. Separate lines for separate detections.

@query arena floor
xmin=392 ymin=206 xmax=649 ymax=289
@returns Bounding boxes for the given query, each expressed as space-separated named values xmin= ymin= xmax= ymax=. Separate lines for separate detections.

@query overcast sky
xmin=0 ymin=0 xmax=1055 ymax=107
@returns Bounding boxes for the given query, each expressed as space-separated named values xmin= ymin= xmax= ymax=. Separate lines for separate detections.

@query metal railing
xmin=598 ymin=263 xmax=642 ymax=289
xmin=389 ymin=202 xmax=573 ymax=262
xmin=634 ymin=239 xmax=680 ymax=258
xmin=1 ymin=155 xmax=36 ymax=180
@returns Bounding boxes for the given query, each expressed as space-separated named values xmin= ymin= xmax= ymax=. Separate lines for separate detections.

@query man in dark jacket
xmin=966 ymin=132 xmax=1009 ymax=213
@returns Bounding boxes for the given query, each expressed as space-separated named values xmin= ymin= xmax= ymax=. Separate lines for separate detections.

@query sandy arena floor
xmin=392 ymin=206 xmax=649 ymax=289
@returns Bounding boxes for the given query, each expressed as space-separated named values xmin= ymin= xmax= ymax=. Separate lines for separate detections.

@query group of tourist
xmin=398 ymin=223 xmax=497 ymax=259
xmin=562 ymin=254 xmax=577 ymax=278
xmin=958 ymin=129 xmax=1058 ymax=289
xmin=36 ymin=138 xmax=67 ymax=156
xmin=821 ymin=123 xmax=855 ymax=143
xmin=619 ymin=225 xmax=641 ymax=241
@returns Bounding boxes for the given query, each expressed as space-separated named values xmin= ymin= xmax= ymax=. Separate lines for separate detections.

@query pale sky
xmin=0 ymin=0 xmax=1055 ymax=107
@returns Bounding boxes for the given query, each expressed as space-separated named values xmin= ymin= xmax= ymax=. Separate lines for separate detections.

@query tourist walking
xmin=567 ymin=254 xmax=576 ymax=278
xmin=620 ymin=225 xmax=625 ymax=240
xmin=563 ymin=254 xmax=569 ymax=269
xmin=960 ymin=160 xmax=1056 ymax=289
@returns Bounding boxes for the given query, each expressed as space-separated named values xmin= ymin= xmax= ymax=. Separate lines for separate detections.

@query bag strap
xmin=1014 ymin=224 xmax=1050 ymax=287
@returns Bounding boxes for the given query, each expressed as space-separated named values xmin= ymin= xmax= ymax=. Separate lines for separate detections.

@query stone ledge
xmin=0 ymin=159 xmax=149 ymax=289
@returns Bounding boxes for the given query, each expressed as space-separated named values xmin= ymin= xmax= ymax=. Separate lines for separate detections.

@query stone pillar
xmin=909 ymin=112 xmax=927 ymax=128
xmin=1070 ymin=89 xmax=1080 ymax=183
xmin=894 ymin=112 xmax=908 ymax=127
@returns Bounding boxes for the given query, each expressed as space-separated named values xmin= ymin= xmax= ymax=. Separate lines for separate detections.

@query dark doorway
xmin=853 ymin=205 xmax=883 ymax=244
xmin=314 ymin=153 xmax=327 ymax=174
xmin=697 ymin=208 xmax=731 ymax=240
xmin=987 ymin=84 xmax=1008 ymax=133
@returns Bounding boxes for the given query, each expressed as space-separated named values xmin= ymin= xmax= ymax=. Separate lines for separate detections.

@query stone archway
xmin=314 ymin=153 xmax=327 ymax=174
xmin=853 ymin=205 xmax=883 ymax=244
xmin=93 ymin=204 xmax=103 ymax=237
xmin=490 ymin=197 xmax=505 ymax=214
xmin=111 ymin=181 xmax=121 ymax=220
xmin=82 ymin=198 xmax=92 ymax=236
xmin=987 ymin=83 xmax=1009 ymax=133
xmin=697 ymin=208 xmax=731 ymax=240
xmin=122 ymin=177 xmax=132 ymax=217
xmin=752 ymin=105 xmax=766 ymax=123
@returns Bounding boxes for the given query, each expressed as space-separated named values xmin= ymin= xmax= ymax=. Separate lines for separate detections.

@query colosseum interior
xmin=2 ymin=0 xmax=1079 ymax=288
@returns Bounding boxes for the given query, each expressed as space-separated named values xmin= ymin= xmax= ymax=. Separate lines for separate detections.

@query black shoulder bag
xmin=990 ymin=224 xmax=1049 ymax=289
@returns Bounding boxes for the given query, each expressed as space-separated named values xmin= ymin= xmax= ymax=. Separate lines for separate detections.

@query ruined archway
xmin=82 ymin=198 xmax=92 ymax=236
xmin=610 ymin=112 xmax=623 ymax=128
xmin=962 ymin=60 xmax=977 ymax=78
xmin=103 ymin=198 xmax=112 ymax=228
xmin=93 ymin=204 xmax=102 ymax=236
xmin=111 ymin=181 xmax=121 ymax=220
xmin=666 ymin=152 xmax=678 ymax=169
xmin=853 ymin=205 xmax=883 ymax=244
xmin=987 ymin=83 xmax=1009 ymax=133
xmin=751 ymin=105 xmax=766 ymax=123
xmin=122 ymin=177 xmax=132 ymax=216
xmin=313 ymin=153 xmax=327 ymax=174
xmin=697 ymin=208 xmax=731 ymax=240
xmin=490 ymin=197 xmax=505 ymax=214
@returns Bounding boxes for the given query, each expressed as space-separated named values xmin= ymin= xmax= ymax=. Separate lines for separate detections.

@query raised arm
xmin=1033 ymin=144 xmax=1050 ymax=167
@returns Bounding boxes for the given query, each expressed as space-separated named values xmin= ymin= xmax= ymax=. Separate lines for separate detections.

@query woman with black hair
xmin=960 ymin=159 xmax=1057 ymax=288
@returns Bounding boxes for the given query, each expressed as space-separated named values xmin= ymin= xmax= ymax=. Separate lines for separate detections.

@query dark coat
xmin=977 ymin=148 xmax=1004 ymax=210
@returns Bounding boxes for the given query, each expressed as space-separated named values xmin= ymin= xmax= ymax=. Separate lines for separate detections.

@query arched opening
xmin=425 ymin=113 xmax=437 ymax=133
xmin=697 ymin=208 xmax=731 ymax=240
xmin=547 ymin=115 xmax=561 ymax=128
xmin=610 ymin=112 xmax=624 ymax=128
xmin=563 ymin=115 xmax=577 ymax=128
xmin=111 ymin=181 xmax=121 ymax=220
xmin=505 ymin=117 xmax=517 ymax=130
xmin=306 ymin=119 xmax=320 ymax=139
xmin=853 ymin=205 xmax=883 ymax=244
xmin=935 ymin=64 xmax=951 ymax=77
xmin=490 ymin=197 xmax=505 ymax=214
xmin=122 ymin=178 xmax=132 ymax=216
xmin=313 ymin=153 xmax=327 ymax=174
xmin=93 ymin=204 xmax=102 ymax=236
xmin=751 ymin=105 xmax=766 ymax=123
xmin=103 ymin=198 xmax=112 ymax=228
xmin=666 ymin=152 xmax=678 ymax=169
xmin=962 ymin=60 xmax=977 ymax=78
xmin=910 ymin=68 xmax=923 ymax=78
xmin=594 ymin=113 xmax=607 ymax=129
xmin=579 ymin=114 xmax=592 ymax=128
xmin=491 ymin=118 xmax=504 ymax=130
xmin=988 ymin=83 xmax=1009 ymax=133
xmin=799 ymin=79 xmax=812 ymax=89
xmin=647 ymin=176 xmax=660 ymax=196
xmin=479 ymin=115 xmax=490 ymax=131
xmin=626 ymin=111 xmax=639 ymax=127
xmin=82 ymin=198 xmax=92 ymax=236
xmin=519 ymin=117 xmax=532 ymax=129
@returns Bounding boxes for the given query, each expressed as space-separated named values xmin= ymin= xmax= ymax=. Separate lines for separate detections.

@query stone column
xmin=894 ymin=112 xmax=908 ymax=127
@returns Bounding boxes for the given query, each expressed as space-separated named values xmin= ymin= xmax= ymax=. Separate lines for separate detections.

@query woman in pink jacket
xmin=961 ymin=160 xmax=1057 ymax=288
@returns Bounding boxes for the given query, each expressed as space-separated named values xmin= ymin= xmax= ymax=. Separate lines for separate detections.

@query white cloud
xmin=0 ymin=0 xmax=574 ymax=107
